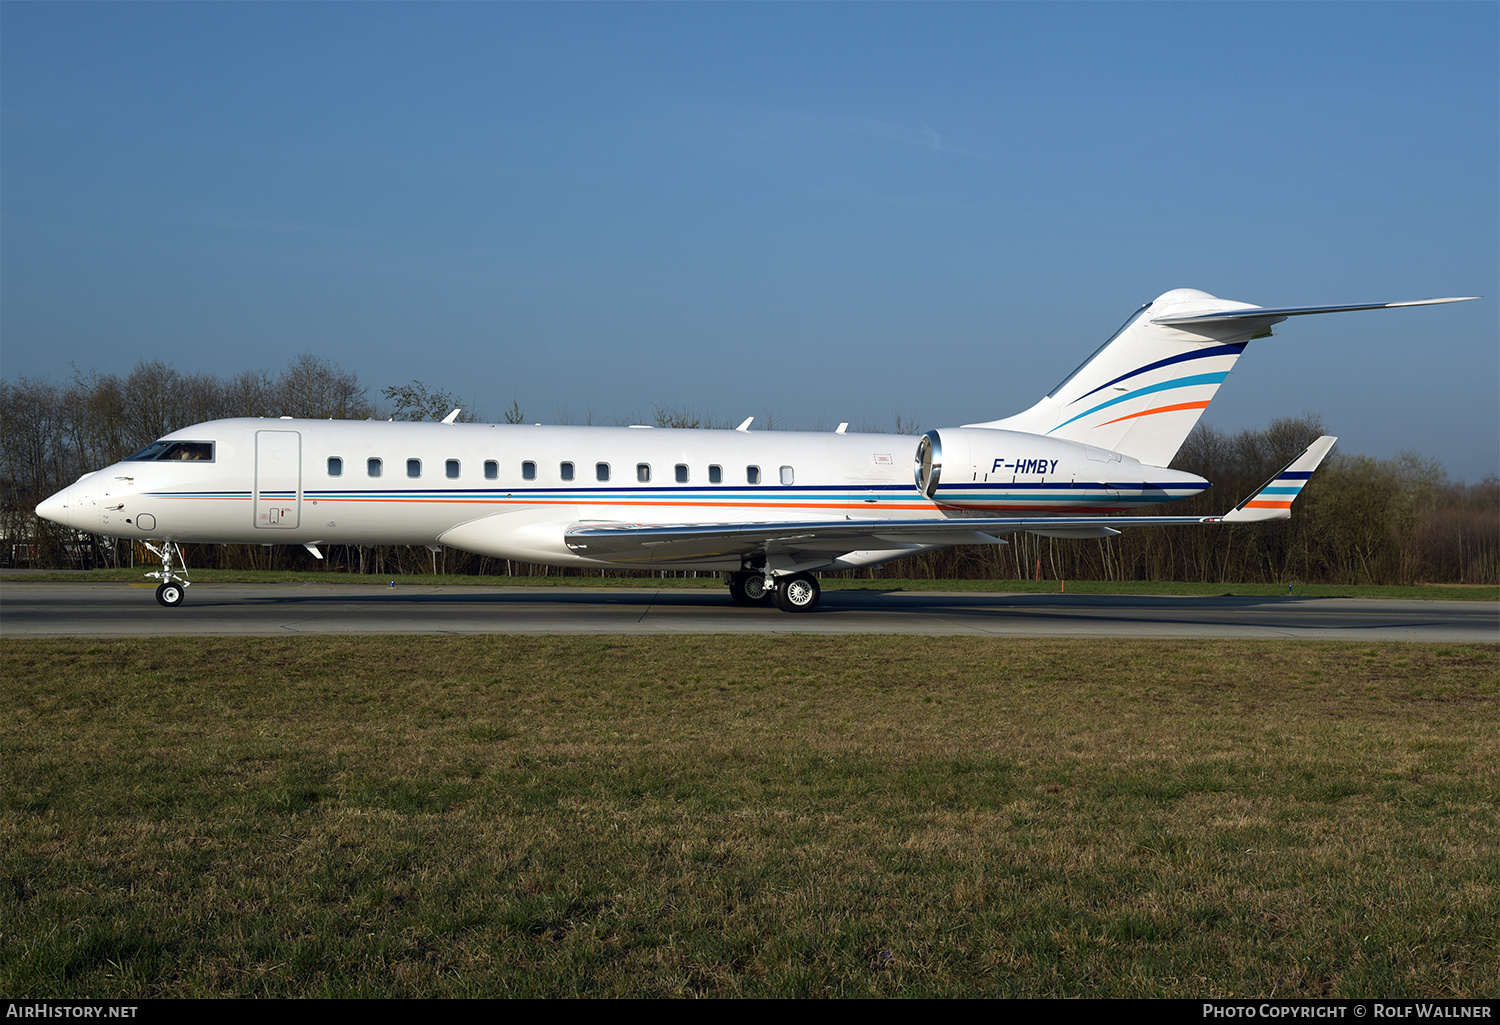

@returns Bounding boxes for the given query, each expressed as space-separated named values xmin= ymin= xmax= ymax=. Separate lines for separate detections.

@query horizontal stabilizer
xmin=1153 ymin=297 xmax=1477 ymax=327
xmin=1221 ymin=436 xmax=1338 ymax=523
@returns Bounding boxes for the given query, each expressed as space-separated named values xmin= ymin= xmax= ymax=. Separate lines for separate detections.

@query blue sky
xmin=3 ymin=2 xmax=1496 ymax=480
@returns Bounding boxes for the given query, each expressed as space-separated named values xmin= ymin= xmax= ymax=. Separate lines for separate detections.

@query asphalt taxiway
xmin=2 ymin=582 xmax=1495 ymax=641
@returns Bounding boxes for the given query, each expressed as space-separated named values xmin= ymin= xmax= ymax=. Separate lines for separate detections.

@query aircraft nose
xmin=36 ymin=477 xmax=98 ymax=531
xmin=36 ymin=490 xmax=70 ymax=523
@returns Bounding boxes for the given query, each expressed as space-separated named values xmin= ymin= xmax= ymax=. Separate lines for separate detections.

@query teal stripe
xmin=1051 ymin=372 xmax=1228 ymax=432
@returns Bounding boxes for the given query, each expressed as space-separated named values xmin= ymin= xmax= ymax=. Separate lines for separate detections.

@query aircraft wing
xmin=565 ymin=437 xmax=1338 ymax=566
xmin=565 ymin=518 xmax=1014 ymax=565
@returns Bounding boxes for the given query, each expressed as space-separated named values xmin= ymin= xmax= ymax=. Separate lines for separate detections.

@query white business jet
xmin=35 ymin=288 xmax=1475 ymax=611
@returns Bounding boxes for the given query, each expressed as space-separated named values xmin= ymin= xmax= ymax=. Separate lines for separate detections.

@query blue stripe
xmin=1052 ymin=373 xmax=1230 ymax=431
xmin=157 ymin=482 xmax=1209 ymax=504
xmin=1075 ymin=343 xmax=1246 ymax=402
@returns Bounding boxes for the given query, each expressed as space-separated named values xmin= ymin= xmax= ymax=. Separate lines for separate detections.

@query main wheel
xmin=772 ymin=573 xmax=820 ymax=613
xmin=155 ymin=581 xmax=185 ymax=607
xmin=729 ymin=571 xmax=772 ymax=606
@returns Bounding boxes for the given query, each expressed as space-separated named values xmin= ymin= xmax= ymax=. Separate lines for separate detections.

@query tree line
xmin=2 ymin=358 xmax=1495 ymax=584
xmin=895 ymin=415 xmax=1497 ymax=586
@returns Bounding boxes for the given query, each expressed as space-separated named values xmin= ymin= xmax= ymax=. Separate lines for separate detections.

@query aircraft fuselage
xmin=39 ymin=418 xmax=1207 ymax=568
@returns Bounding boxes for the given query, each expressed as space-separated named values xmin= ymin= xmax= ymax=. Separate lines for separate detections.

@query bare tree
xmin=277 ymin=354 xmax=372 ymax=419
xmin=382 ymin=380 xmax=478 ymax=422
xmin=222 ymin=369 xmax=273 ymax=417
xmin=124 ymin=360 xmax=183 ymax=444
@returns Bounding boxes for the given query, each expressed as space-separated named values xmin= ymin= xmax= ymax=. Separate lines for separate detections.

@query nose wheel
xmin=156 ymin=582 xmax=185 ymax=607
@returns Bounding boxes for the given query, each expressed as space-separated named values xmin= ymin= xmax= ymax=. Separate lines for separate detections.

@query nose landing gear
xmin=143 ymin=541 xmax=191 ymax=607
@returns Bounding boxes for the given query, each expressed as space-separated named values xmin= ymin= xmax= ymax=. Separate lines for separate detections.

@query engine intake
xmin=914 ymin=430 xmax=942 ymax=498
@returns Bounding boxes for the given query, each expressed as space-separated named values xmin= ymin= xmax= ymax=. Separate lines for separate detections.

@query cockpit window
xmin=124 ymin=441 xmax=171 ymax=461
xmin=124 ymin=441 xmax=214 ymax=462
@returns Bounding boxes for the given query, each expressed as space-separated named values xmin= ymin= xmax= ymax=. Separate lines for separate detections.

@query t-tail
xmin=968 ymin=288 xmax=1476 ymax=467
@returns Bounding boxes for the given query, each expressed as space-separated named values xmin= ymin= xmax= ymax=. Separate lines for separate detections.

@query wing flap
xmin=566 ymin=515 xmax=1202 ymax=566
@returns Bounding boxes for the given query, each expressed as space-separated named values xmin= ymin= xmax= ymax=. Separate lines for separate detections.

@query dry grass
xmin=2 ymin=637 xmax=1496 ymax=997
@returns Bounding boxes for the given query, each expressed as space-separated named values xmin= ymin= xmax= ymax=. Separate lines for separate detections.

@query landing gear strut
xmin=143 ymin=541 xmax=190 ymax=608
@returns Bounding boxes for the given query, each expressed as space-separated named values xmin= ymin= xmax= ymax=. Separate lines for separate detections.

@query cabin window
xmin=522 ymin=461 xmax=537 ymax=481
xmin=596 ymin=462 xmax=610 ymax=482
xmin=407 ymin=458 xmax=421 ymax=479
xmin=367 ymin=458 xmax=383 ymax=478
xmin=484 ymin=460 xmax=498 ymax=480
xmin=675 ymin=464 xmax=688 ymax=483
xmin=747 ymin=465 xmax=761 ymax=485
xmin=709 ymin=465 xmax=722 ymax=484
xmin=637 ymin=463 xmax=651 ymax=483
xmin=560 ymin=462 xmax=575 ymax=481
xmin=327 ymin=457 xmax=343 ymax=477
xmin=446 ymin=459 xmax=460 ymax=479
xmin=780 ymin=465 xmax=795 ymax=485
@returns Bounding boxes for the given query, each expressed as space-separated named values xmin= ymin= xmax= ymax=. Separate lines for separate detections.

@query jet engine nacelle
xmin=914 ymin=427 xmax=1149 ymax=505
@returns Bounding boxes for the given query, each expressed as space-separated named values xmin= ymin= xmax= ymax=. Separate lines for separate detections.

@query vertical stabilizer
xmin=967 ymin=289 xmax=1268 ymax=466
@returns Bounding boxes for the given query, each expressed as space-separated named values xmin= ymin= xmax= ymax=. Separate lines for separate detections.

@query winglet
xmin=1222 ymin=436 xmax=1337 ymax=522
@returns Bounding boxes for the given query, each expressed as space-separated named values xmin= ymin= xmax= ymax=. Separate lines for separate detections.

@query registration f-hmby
xmin=36 ymin=289 xmax=1475 ymax=611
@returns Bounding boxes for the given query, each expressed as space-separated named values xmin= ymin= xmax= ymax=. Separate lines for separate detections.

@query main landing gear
xmin=772 ymin=573 xmax=820 ymax=613
xmin=728 ymin=571 xmax=821 ymax=613
xmin=728 ymin=571 xmax=772 ymax=606
xmin=143 ymin=541 xmax=191 ymax=607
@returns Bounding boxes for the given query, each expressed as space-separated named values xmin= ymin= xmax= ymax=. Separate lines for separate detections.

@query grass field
xmin=2 ymin=636 xmax=1496 ymax=997
xmin=3 ymin=567 xmax=1496 ymax=602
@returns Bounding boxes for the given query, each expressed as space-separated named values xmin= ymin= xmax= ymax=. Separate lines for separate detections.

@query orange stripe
xmin=162 ymin=496 xmax=1148 ymax=514
xmin=1098 ymin=400 xmax=1210 ymax=428
xmin=1243 ymin=500 xmax=1293 ymax=509
xmin=161 ymin=495 xmax=955 ymax=512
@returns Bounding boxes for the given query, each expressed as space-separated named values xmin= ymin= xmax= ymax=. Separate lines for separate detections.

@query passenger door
xmin=254 ymin=430 xmax=301 ymax=529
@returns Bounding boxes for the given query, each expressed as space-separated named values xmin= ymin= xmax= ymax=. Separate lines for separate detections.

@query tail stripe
xmin=1096 ymin=400 xmax=1211 ymax=428
xmin=1075 ymin=343 xmax=1247 ymax=403
xmin=1050 ymin=372 xmax=1228 ymax=433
